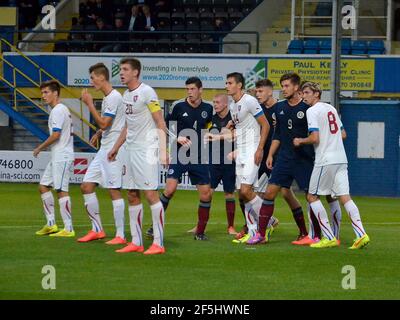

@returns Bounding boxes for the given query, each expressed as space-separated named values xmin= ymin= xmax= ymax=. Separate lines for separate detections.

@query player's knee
xmin=38 ymin=184 xmax=49 ymax=194
xmin=239 ymin=186 xmax=252 ymax=201
xmin=200 ymin=189 xmax=212 ymax=202
xmin=127 ymin=190 xmax=141 ymax=205
xmin=80 ymin=183 xmax=91 ymax=194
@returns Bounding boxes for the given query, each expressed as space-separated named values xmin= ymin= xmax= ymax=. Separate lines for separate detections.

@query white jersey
xmin=229 ymin=93 xmax=263 ymax=149
xmin=306 ymin=101 xmax=347 ymax=166
xmin=48 ymin=103 xmax=74 ymax=162
xmin=123 ymin=83 xmax=161 ymax=150
xmin=100 ymin=89 xmax=124 ymax=150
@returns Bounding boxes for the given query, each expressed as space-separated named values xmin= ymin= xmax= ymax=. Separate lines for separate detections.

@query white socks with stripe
xmin=310 ymin=200 xmax=335 ymax=240
xmin=329 ymin=200 xmax=342 ymax=239
xmin=59 ymin=196 xmax=73 ymax=232
xmin=344 ymin=200 xmax=366 ymax=238
xmin=150 ymin=201 xmax=165 ymax=247
xmin=129 ymin=204 xmax=143 ymax=246
xmin=84 ymin=193 xmax=103 ymax=232
xmin=41 ymin=191 xmax=55 ymax=227
xmin=244 ymin=201 xmax=258 ymax=237
xmin=112 ymin=199 xmax=125 ymax=239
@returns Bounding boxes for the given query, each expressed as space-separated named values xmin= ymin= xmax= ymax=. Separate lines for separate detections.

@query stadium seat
xmin=303 ymin=40 xmax=319 ymax=54
xmin=200 ymin=17 xmax=214 ymax=31
xmin=171 ymin=42 xmax=185 ymax=53
xmin=156 ymin=39 xmax=171 ymax=53
xmin=186 ymin=17 xmax=200 ymax=31
xmin=368 ymin=40 xmax=385 ymax=54
xmin=229 ymin=11 xmax=244 ymax=19
xmin=198 ymin=0 xmax=213 ymax=13
xmin=319 ymin=39 xmax=331 ymax=54
xmin=351 ymin=40 xmax=367 ymax=55
xmin=141 ymin=39 xmax=156 ymax=53
xmin=341 ymin=38 xmax=351 ymax=54
xmin=230 ymin=18 xmax=241 ymax=29
xmin=287 ymin=39 xmax=304 ymax=54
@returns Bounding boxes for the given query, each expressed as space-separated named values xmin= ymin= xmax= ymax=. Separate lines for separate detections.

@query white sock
xmin=248 ymin=195 xmax=262 ymax=224
xmin=59 ymin=196 xmax=73 ymax=232
xmin=150 ymin=201 xmax=165 ymax=247
xmin=268 ymin=215 xmax=277 ymax=228
xmin=129 ymin=204 xmax=143 ymax=246
xmin=244 ymin=202 xmax=258 ymax=237
xmin=307 ymin=203 xmax=315 ymax=239
xmin=344 ymin=200 xmax=366 ymax=238
xmin=112 ymin=199 xmax=125 ymax=239
xmin=83 ymin=193 xmax=103 ymax=232
xmin=329 ymin=200 xmax=342 ymax=239
xmin=310 ymin=200 xmax=335 ymax=240
xmin=41 ymin=191 xmax=55 ymax=226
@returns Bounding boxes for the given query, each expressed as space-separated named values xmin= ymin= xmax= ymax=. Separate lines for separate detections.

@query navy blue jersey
xmin=166 ymin=99 xmax=213 ymax=162
xmin=273 ymin=99 xmax=315 ymax=162
xmin=209 ymin=111 xmax=234 ymax=165
xmin=260 ymin=103 xmax=277 ymax=159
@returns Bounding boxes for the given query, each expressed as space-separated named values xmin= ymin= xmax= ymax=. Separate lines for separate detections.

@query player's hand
xmin=177 ymin=136 xmax=192 ymax=147
xmin=160 ymin=150 xmax=170 ymax=168
xmin=266 ymin=155 xmax=274 ymax=170
xmin=254 ymin=148 xmax=263 ymax=166
xmin=293 ymin=138 xmax=302 ymax=147
xmin=107 ymin=148 xmax=118 ymax=162
xmin=226 ymin=120 xmax=235 ymax=130
xmin=81 ymin=89 xmax=93 ymax=106
xmin=33 ymin=147 xmax=40 ymax=158
xmin=204 ymin=132 xmax=219 ymax=142
xmin=90 ymin=133 xmax=100 ymax=147
xmin=227 ymin=150 xmax=237 ymax=161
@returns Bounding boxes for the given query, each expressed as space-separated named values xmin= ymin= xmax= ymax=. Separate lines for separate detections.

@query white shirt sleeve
xmin=51 ymin=107 xmax=65 ymax=132
xmin=103 ymin=94 xmax=120 ymax=118
xmin=144 ymin=86 xmax=161 ymax=113
xmin=306 ymin=108 xmax=319 ymax=132
xmin=247 ymin=96 xmax=264 ymax=118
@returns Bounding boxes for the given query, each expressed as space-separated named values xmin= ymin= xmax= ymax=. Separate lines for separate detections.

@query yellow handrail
xmin=0 ymin=38 xmax=96 ymax=136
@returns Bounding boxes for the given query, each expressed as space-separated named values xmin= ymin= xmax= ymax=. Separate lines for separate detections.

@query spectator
xmin=68 ymin=16 xmax=85 ymax=52
xmin=80 ymin=0 xmax=97 ymax=25
xmin=100 ymin=17 xmax=128 ymax=52
xmin=142 ymin=4 xmax=156 ymax=31
xmin=94 ymin=0 xmax=112 ymax=24
xmin=92 ymin=17 xmax=112 ymax=52
xmin=127 ymin=4 xmax=145 ymax=41
xmin=18 ymin=0 xmax=40 ymax=29
xmin=212 ymin=17 xmax=229 ymax=52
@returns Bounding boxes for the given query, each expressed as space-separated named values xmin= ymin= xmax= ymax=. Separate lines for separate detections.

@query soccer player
xmin=293 ymin=81 xmax=370 ymax=249
xmin=225 ymin=72 xmax=270 ymax=244
xmin=108 ymin=57 xmax=168 ymax=255
xmin=249 ymin=73 xmax=313 ymax=245
xmin=152 ymin=77 xmax=213 ymax=241
xmin=254 ymin=79 xmax=313 ymax=244
xmin=77 ymin=63 xmax=126 ymax=245
xmin=34 ymin=80 xmax=75 ymax=237
xmin=204 ymin=93 xmax=238 ymax=235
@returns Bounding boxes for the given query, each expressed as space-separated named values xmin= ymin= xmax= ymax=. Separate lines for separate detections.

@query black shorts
xmin=210 ymin=164 xmax=236 ymax=193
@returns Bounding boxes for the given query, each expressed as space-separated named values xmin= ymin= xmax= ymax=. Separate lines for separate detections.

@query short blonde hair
xmin=301 ymin=81 xmax=322 ymax=98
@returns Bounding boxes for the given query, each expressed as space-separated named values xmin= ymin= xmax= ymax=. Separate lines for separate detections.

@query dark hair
xmin=89 ymin=62 xmax=109 ymax=81
xmin=301 ymin=81 xmax=322 ymax=98
xmin=185 ymin=77 xmax=202 ymax=88
xmin=280 ymin=72 xmax=301 ymax=86
xmin=40 ymin=80 xmax=61 ymax=96
xmin=227 ymin=72 xmax=245 ymax=89
xmin=255 ymin=79 xmax=273 ymax=88
xmin=120 ymin=57 xmax=141 ymax=75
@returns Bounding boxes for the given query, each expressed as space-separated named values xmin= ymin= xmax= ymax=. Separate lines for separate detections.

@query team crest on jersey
xmin=238 ymin=105 xmax=242 ymax=112
xmin=297 ymin=111 xmax=305 ymax=119
xmin=133 ymin=95 xmax=138 ymax=102
xmin=201 ymin=111 xmax=208 ymax=119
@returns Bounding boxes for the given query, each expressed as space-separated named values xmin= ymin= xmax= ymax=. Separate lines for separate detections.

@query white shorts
xmin=123 ymin=147 xmax=159 ymax=190
xmin=83 ymin=147 xmax=124 ymax=189
xmin=254 ymin=172 xmax=269 ymax=193
xmin=308 ymin=163 xmax=350 ymax=196
xmin=40 ymin=160 xmax=73 ymax=192
xmin=235 ymin=151 xmax=259 ymax=190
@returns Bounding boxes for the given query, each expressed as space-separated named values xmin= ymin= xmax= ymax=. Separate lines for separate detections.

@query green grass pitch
xmin=0 ymin=183 xmax=399 ymax=300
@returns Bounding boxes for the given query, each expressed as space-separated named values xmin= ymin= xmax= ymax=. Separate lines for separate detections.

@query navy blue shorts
xmin=167 ymin=163 xmax=211 ymax=185
xmin=210 ymin=164 xmax=236 ymax=193
xmin=268 ymin=158 xmax=313 ymax=191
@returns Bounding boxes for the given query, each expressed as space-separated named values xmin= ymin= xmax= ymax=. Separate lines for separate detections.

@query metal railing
xmin=0 ymin=38 xmax=97 ymax=147
xmin=11 ymin=29 xmax=260 ymax=53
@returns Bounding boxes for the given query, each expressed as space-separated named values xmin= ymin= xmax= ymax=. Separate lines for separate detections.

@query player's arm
xmin=108 ymin=125 xmax=127 ymax=161
xmin=255 ymin=114 xmax=270 ymax=165
xmin=90 ymin=129 xmax=103 ymax=147
xmin=266 ymin=139 xmax=280 ymax=169
xmin=33 ymin=130 xmax=61 ymax=157
xmin=151 ymin=109 xmax=169 ymax=166
xmin=293 ymin=131 xmax=319 ymax=146
xmin=341 ymin=128 xmax=347 ymax=140
xmin=81 ymin=89 xmax=113 ymax=130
